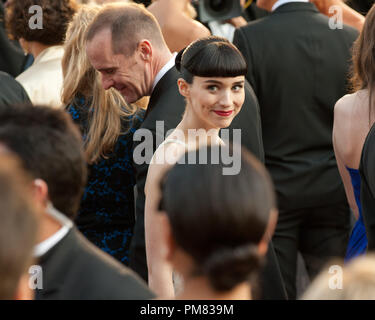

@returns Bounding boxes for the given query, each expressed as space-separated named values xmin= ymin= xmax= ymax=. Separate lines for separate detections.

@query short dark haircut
xmin=5 ymin=0 xmax=78 ymax=45
xmin=175 ymin=36 xmax=247 ymax=84
xmin=0 ymin=104 xmax=87 ymax=219
xmin=0 ymin=154 xmax=38 ymax=299
xmin=86 ymin=2 xmax=165 ymax=56
xmin=159 ymin=145 xmax=276 ymax=292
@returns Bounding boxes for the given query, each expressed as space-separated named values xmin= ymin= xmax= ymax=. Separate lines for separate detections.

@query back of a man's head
xmin=0 ymin=104 xmax=87 ymax=219
xmin=303 ymin=254 xmax=375 ymax=299
xmin=0 ymin=154 xmax=38 ymax=300
xmin=86 ymin=2 xmax=166 ymax=56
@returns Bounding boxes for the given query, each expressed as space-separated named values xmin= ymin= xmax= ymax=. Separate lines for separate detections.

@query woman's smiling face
xmin=179 ymin=75 xmax=245 ymax=130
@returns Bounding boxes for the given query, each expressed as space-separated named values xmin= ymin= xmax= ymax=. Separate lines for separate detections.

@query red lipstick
xmin=214 ymin=110 xmax=233 ymax=117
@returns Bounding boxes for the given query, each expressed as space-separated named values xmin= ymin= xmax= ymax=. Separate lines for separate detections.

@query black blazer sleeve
xmin=233 ymin=27 xmax=258 ymax=94
xmin=226 ymin=79 xmax=264 ymax=162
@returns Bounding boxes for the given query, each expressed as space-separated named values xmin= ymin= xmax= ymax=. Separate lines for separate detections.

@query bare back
xmin=333 ymin=89 xmax=371 ymax=169
xmin=333 ymin=89 xmax=372 ymax=217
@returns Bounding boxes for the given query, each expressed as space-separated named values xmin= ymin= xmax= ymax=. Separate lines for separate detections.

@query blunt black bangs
xmin=183 ymin=42 xmax=247 ymax=79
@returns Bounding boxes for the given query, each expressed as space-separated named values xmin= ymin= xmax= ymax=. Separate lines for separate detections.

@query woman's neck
xmin=177 ymin=107 xmax=221 ymax=140
xmin=177 ymin=276 xmax=252 ymax=300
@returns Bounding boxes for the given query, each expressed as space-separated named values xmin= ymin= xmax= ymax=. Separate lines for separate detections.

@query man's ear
xmin=177 ymin=78 xmax=190 ymax=98
xmin=32 ymin=179 xmax=49 ymax=210
xmin=138 ymin=39 xmax=153 ymax=62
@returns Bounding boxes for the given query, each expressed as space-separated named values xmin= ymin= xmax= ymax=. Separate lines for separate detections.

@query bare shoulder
xmin=146 ymin=142 xmax=186 ymax=192
xmin=333 ymin=93 xmax=357 ymax=152
xmin=153 ymin=141 xmax=186 ymax=165
xmin=334 ymin=93 xmax=357 ymax=119
xmin=335 ymin=91 xmax=369 ymax=129
xmin=166 ymin=12 xmax=210 ymax=38
xmin=190 ymin=19 xmax=211 ymax=38
xmin=333 ymin=90 xmax=369 ymax=163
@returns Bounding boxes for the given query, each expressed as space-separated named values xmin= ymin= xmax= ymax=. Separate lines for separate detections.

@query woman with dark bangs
xmin=144 ymin=36 xmax=247 ymax=297
xmin=333 ymin=4 xmax=375 ymax=261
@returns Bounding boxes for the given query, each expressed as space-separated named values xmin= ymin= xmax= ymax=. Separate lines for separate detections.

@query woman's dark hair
xmin=5 ymin=0 xmax=78 ymax=45
xmin=351 ymin=4 xmax=375 ymax=125
xmin=175 ymin=36 xmax=247 ymax=84
xmin=159 ymin=145 xmax=276 ymax=292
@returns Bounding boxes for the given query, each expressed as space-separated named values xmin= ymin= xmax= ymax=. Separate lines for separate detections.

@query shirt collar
xmin=33 ymin=45 xmax=64 ymax=65
xmin=272 ymin=0 xmax=309 ymax=11
xmin=33 ymin=203 xmax=73 ymax=258
xmin=152 ymin=52 xmax=177 ymax=93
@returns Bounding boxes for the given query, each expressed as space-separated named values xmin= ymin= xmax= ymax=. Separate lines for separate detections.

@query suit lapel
xmin=145 ymin=66 xmax=180 ymax=119
xmin=34 ymin=229 xmax=76 ymax=300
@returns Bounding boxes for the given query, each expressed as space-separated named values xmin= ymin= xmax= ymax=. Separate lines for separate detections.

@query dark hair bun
xmin=202 ymin=245 xmax=262 ymax=291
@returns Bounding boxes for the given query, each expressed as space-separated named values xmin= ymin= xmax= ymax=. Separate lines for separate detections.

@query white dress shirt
xmin=272 ymin=0 xmax=309 ymax=11
xmin=33 ymin=204 xmax=73 ymax=258
xmin=151 ymin=52 xmax=177 ymax=93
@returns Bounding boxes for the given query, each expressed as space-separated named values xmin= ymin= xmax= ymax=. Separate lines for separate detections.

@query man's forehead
xmin=87 ymin=28 xmax=112 ymax=52
xmin=87 ymin=29 xmax=116 ymax=65
xmin=90 ymin=27 xmax=112 ymax=43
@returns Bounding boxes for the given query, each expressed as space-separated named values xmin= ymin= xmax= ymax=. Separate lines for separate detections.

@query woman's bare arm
xmin=144 ymin=143 xmax=185 ymax=297
xmin=333 ymin=97 xmax=360 ymax=219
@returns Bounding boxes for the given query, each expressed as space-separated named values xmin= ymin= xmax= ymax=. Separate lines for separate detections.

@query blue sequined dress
xmin=344 ymin=166 xmax=368 ymax=261
xmin=66 ymin=95 xmax=144 ymax=265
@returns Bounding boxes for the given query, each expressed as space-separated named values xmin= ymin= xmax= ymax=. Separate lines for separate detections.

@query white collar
xmin=33 ymin=204 xmax=73 ymax=258
xmin=272 ymin=0 xmax=309 ymax=11
xmin=33 ymin=45 xmax=64 ymax=65
xmin=152 ymin=53 xmax=177 ymax=93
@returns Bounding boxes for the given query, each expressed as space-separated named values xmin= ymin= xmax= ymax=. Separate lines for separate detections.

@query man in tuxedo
xmin=0 ymin=104 xmax=154 ymax=300
xmin=86 ymin=2 xmax=286 ymax=299
xmin=234 ymin=0 xmax=358 ymax=299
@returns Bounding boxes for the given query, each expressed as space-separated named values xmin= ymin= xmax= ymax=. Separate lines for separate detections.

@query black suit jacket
xmin=0 ymin=3 xmax=27 ymax=78
xmin=130 ymin=66 xmax=287 ymax=299
xmin=234 ymin=2 xmax=358 ymax=211
xmin=35 ymin=227 xmax=154 ymax=300
xmin=0 ymin=71 xmax=30 ymax=106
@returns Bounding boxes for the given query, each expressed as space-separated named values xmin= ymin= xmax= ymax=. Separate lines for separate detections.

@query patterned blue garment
xmin=66 ymin=94 xmax=144 ymax=265
xmin=344 ymin=166 xmax=368 ymax=262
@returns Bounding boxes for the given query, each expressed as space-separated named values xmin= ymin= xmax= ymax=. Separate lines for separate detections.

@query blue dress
xmin=66 ymin=94 xmax=145 ymax=265
xmin=344 ymin=166 xmax=368 ymax=261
